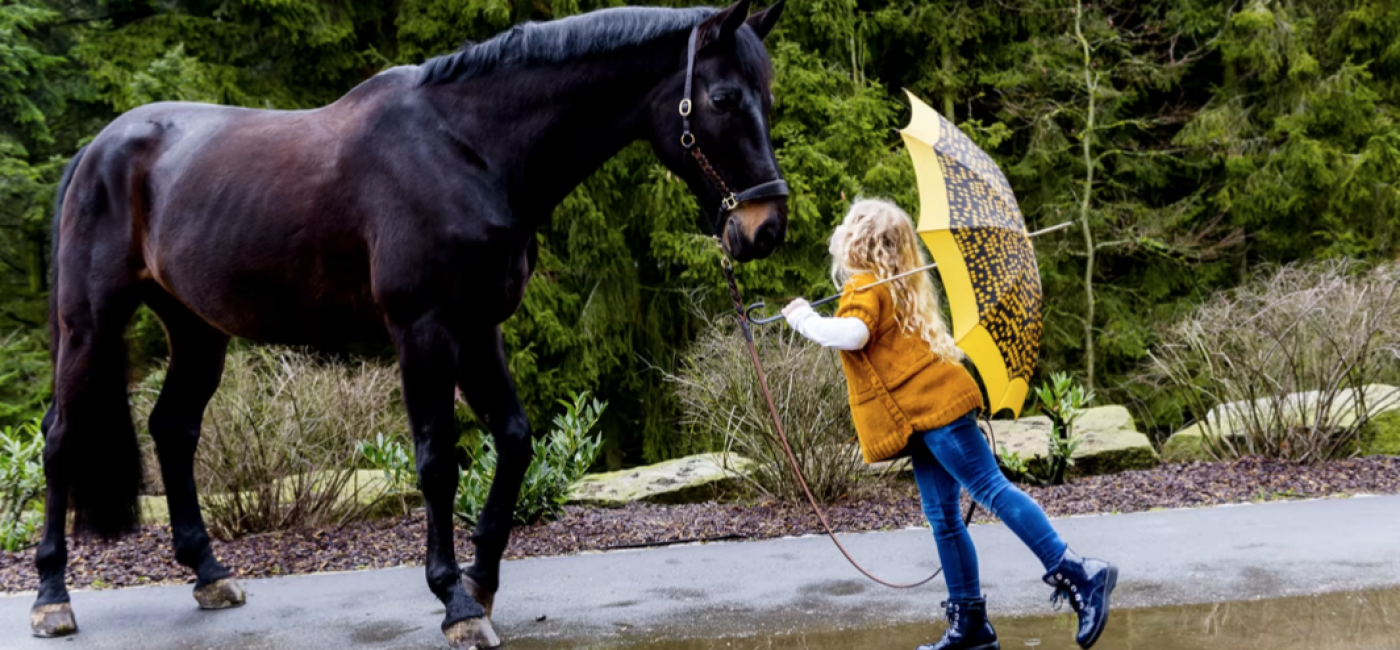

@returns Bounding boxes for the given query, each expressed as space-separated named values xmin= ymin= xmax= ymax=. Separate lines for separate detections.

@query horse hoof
xmin=194 ymin=578 xmax=246 ymax=609
xmin=444 ymin=617 xmax=501 ymax=650
xmin=462 ymin=575 xmax=496 ymax=619
xmin=30 ymin=602 xmax=78 ymax=638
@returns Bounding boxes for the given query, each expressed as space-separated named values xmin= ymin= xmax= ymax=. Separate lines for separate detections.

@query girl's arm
xmin=781 ymin=299 xmax=870 ymax=350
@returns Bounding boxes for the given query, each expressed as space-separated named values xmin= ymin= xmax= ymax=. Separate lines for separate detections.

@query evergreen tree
xmin=1 ymin=0 xmax=1395 ymax=445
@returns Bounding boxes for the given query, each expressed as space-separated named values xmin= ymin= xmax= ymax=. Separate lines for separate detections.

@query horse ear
xmin=696 ymin=0 xmax=754 ymax=51
xmin=745 ymin=0 xmax=785 ymax=40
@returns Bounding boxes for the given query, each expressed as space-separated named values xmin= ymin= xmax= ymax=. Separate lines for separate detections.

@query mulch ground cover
xmin=3 ymin=456 xmax=1397 ymax=594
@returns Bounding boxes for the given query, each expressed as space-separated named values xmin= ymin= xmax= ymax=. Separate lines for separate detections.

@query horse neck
xmin=424 ymin=35 xmax=685 ymax=224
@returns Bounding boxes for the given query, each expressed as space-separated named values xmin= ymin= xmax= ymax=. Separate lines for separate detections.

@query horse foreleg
xmin=395 ymin=318 xmax=497 ymax=649
xmin=455 ymin=325 xmax=534 ymax=642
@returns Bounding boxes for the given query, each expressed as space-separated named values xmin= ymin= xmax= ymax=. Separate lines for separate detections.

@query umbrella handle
xmin=746 ymin=294 xmax=841 ymax=326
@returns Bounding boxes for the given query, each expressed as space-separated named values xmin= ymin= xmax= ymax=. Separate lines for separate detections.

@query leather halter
xmin=679 ymin=26 xmax=789 ymax=216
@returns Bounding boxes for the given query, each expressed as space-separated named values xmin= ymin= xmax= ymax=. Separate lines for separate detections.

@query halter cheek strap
xmin=680 ymin=27 xmax=698 ymax=149
xmin=678 ymin=25 xmax=789 ymax=215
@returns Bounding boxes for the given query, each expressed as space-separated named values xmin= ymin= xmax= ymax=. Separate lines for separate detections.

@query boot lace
xmin=1048 ymin=576 xmax=1082 ymax=612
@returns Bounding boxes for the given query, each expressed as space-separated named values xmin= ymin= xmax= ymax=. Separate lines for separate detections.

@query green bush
xmin=997 ymin=373 xmax=1090 ymax=486
xmin=357 ymin=431 xmax=418 ymax=515
xmin=1 ymin=417 xmax=44 ymax=551
xmin=453 ymin=392 xmax=606 ymax=527
xmin=359 ymin=431 xmax=415 ymax=489
xmin=1034 ymin=373 xmax=1091 ymax=485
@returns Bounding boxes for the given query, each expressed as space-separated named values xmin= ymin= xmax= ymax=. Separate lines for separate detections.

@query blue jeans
xmin=910 ymin=410 xmax=1068 ymax=600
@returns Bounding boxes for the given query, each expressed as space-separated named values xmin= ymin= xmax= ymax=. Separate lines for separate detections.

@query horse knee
xmin=496 ymin=430 xmax=533 ymax=462
xmin=493 ymin=415 xmax=533 ymax=455
xmin=415 ymin=443 xmax=461 ymax=494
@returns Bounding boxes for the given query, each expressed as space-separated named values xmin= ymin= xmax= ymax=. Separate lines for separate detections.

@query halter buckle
xmin=680 ymin=132 xmax=696 ymax=148
xmin=679 ymin=99 xmax=692 ymax=117
xmin=722 ymin=194 xmax=740 ymax=211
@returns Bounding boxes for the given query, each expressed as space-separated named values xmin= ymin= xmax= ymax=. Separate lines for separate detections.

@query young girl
xmin=781 ymin=199 xmax=1118 ymax=650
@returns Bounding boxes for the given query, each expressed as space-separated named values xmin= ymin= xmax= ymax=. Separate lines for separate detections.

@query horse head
xmin=648 ymin=0 xmax=788 ymax=262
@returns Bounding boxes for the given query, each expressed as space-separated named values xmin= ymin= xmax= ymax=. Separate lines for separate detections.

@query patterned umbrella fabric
xmin=899 ymin=90 xmax=1042 ymax=418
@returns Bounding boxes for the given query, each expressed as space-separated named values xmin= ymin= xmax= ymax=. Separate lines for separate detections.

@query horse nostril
xmin=754 ymin=215 xmax=783 ymax=250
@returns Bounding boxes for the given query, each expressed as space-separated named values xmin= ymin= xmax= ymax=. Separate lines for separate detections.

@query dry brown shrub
xmin=668 ymin=312 xmax=886 ymax=503
xmin=1147 ymin=260 xmax=1400 ymax=462
xmin=132 ymin=347 xmax=409 ymax=538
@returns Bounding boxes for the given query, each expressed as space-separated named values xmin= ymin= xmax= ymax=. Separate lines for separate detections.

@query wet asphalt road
xmin=2 ymin=495 xmax=1398 ymax=649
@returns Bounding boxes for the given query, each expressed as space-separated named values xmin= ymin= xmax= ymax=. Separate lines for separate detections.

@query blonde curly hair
xmin=829 ymin=198 xmax=963 ymax=362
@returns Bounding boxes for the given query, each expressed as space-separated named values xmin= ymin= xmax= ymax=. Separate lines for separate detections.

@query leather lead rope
xmin=720 ymin=256 xmax=988 ymax=589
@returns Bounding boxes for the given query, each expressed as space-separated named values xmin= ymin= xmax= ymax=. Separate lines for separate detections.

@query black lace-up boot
xmin=1043 ymin=548 xmax=1118 ymax=649
xmin=915 ymin=597 xmax=999 ymax=650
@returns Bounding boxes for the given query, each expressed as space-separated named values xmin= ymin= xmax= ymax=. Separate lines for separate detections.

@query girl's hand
xmin=781 ymin=298 xmax=811 ymax=319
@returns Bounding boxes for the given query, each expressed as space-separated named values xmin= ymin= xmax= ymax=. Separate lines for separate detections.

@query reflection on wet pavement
xmin=519 ymin=587 xmax=1400 ymax=650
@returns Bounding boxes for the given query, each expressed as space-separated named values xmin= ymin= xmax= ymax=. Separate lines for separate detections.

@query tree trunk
xmin=942 ymin=40 xmax=955 ymax=120
xmin=1074 ymin=0 xmax=1097 ymax=392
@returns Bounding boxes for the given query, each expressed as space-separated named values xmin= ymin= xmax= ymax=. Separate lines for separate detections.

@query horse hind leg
xmin=33 ymin=277 xmax=144 ymax=637
xmin=142 ymin=287 xmax=244 ymax=609
xmin=30 ymin=408 xmax=78 ymax=638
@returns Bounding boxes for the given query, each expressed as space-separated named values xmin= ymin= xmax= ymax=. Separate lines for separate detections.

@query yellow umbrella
xmin=900 ymin=90 xmax=1042 ymax=418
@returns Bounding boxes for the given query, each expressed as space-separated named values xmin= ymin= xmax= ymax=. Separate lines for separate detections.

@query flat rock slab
xmin=988 ymin=405 xmax=1159 ymax=475
xmin=1162 ymin=384 xmax=1400 ymax=462
xmin=3 ymin=495 xmax=1397 ymax=649
xmin=567 ymin=453 xmax=753 ymax=506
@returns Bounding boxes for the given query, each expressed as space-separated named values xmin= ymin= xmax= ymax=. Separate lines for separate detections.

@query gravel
xmin=3 ymin=456 xmax=1397 ymax=594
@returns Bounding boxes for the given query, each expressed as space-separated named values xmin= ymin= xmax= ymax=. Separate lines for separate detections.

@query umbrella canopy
xmin=899 ymin=90 xmax=1042 ymax=418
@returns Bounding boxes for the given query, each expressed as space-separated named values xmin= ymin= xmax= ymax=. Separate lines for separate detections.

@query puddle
xmin=519 ymin=587 xmax=1400 ymax=649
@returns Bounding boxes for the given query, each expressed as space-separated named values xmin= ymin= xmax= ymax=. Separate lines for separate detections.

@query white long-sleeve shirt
xmin=783 ymin=304 xmax=870 ymax=351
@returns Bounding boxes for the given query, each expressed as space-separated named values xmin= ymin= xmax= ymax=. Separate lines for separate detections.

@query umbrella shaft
xmin=857 ymin=220 xmax=1075 ymax=292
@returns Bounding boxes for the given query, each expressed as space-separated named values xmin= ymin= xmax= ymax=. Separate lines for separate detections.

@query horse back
xmin=65 ymin=67 xmax=488 ymax=347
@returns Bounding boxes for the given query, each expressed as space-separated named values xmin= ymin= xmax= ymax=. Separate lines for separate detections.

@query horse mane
xmin=419 ymin=7 xmax=717 ymax=85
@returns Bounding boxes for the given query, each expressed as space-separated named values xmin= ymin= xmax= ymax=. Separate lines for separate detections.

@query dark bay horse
xmin=33 ymin=2 xmax=786 ymax=647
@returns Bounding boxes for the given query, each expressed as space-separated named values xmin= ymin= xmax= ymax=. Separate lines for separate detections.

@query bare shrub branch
xmin=667 ymin=312 xmax=877 ymax=503
xmin=1146 ymin=261 xmax=1400 ymax=462
xmin=132 ymin=347 xmax=409 ymax=538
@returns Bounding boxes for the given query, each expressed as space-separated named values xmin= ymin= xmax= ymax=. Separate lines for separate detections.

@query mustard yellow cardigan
xmin=834 ymin=273 xmax=985 ymax=463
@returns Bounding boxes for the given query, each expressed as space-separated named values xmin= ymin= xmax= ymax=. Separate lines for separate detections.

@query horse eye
xmin=710 ymin=90 xmax=738 ymax=112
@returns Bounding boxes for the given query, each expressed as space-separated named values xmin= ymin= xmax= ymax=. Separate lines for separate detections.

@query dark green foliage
xmin=0 ymin=332 xmax=49 ymax=426
xmin=1 ymin=0 xmax=1396 ymax=454
xmin=0 ymin=417 xmax=45 ymax=551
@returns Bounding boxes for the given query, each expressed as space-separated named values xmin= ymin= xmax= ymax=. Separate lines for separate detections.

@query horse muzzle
xmin=722 ymin=196 xmax=788 ymax=262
